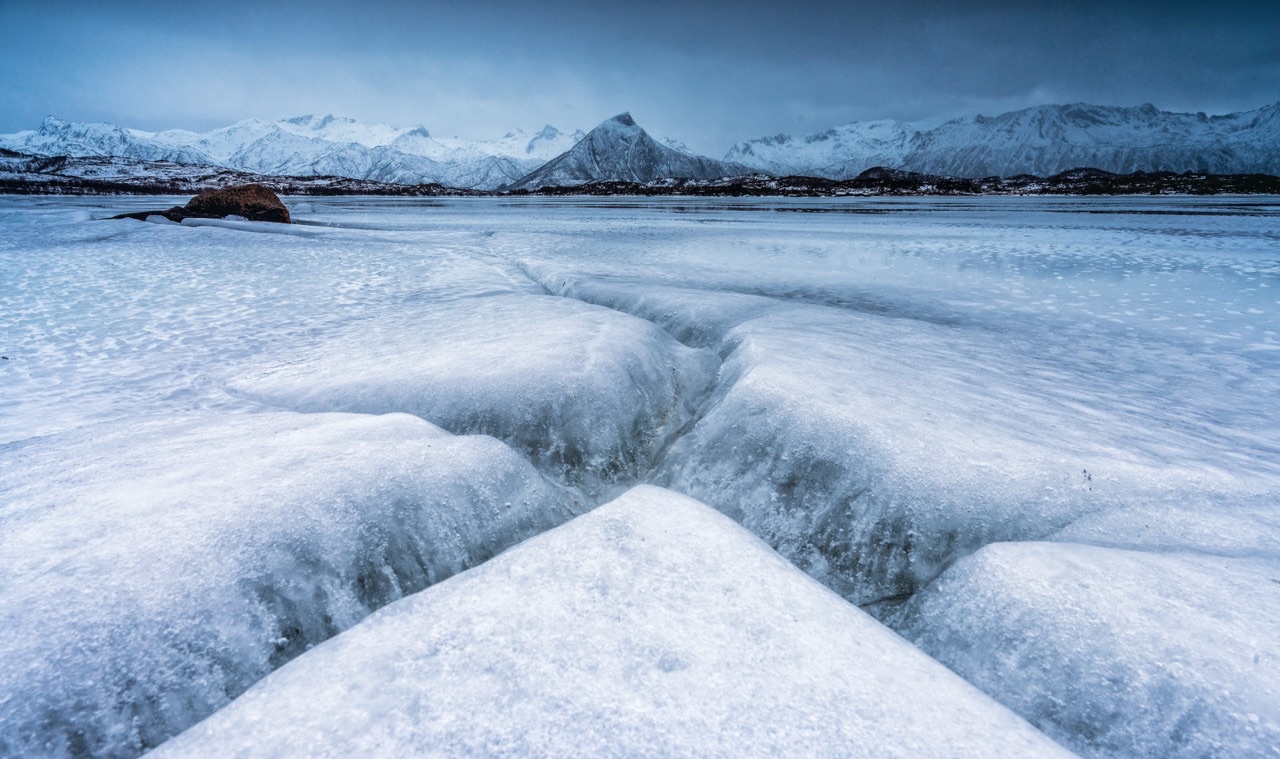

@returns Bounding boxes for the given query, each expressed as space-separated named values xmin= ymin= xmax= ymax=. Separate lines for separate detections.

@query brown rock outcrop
xmin=111 ymin=184 xmax=291 ymax=224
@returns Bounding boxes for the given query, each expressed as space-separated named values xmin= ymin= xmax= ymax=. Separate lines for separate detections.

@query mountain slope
xmin=728 ymin=103 xmax=1280 ymax=178
xmin=509 ymin=113 xmax=750 ymax=190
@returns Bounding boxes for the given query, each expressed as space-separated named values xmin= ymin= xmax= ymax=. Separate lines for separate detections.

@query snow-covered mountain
xmin=0 ymin=115 xmax=588 ymax=190
xmin=724 ymin=119 xmax=935 ymax=178
xmin=727 ymin=103 xmax=1280 ymax=178
xmin=1 ymin=118 xmax=219 ymax=166
xmin=509 ymin=113 xmax=750 ymax=190
xmin=8 ymin=102 xmax=1277 ymax=191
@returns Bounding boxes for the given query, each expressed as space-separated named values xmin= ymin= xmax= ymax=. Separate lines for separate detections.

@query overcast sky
xmin=2 ymin=0 xmax=1278 ymax=155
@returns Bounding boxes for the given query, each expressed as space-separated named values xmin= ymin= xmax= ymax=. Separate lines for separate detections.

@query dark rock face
xmin=184 ymin=184 xmax=291 ymax=223
xmin=507 ymin=113 xmax=751 ymax=190
xmin=111 ymin=184 xmax=291 ymax=223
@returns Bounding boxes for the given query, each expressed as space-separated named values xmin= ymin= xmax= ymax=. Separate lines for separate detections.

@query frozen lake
xmin=2 ymin=194 xmax=1278 ymax=757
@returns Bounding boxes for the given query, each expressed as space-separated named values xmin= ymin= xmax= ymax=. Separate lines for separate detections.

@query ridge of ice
xmin=155 ymin=486 xmax=1070 ymax=758
xmin=0 ymin=412 xmax=579 ymax=757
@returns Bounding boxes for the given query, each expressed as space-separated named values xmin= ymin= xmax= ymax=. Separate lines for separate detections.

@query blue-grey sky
xmin=2 ymin=0 xmax=1278 ymax=155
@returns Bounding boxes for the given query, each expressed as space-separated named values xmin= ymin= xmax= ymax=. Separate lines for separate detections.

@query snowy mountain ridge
xmin=0 ymin=115 xmax=588 ymax=190
xmin=726 ymin=102 xmax=1280 ymax=178
xmin=4 ymin=101 xmax=1278 ymax=190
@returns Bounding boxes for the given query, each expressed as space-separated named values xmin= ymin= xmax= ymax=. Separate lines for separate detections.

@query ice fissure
xmin=516 ymin=264 xmax=1043 ymax=607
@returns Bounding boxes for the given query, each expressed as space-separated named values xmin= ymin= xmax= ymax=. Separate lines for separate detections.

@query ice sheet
xmin=885 ymin=542 xmax=1280 ymax=757
xmin=0 ymin=411 xmax=578 ymax=757
xmin=4 ymin=194 xmax=1279 ymax=757
xmin=0 ymin=199 xmax=545 ymax=444
xmin=510 ymin=200 xmax=1280 ymax=604
xmin=156 ymin=486 xmax=1069 ymax=758
xmin=650 ymin=302 xmax=1276 ymax=603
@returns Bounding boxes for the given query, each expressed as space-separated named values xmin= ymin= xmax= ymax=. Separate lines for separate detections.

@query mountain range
xmin=0 ymin=115 xmax=586 ymax=190
xmin=727 ymin=102 xmax=1280 ymax=178
xmin=2 ymin=102 xmax=1278 ymax=190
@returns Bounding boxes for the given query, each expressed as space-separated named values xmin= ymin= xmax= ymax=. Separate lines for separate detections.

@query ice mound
xmin=652 ymin=306 xmax=1276 ymax=604
xmin=231 ymin=294 xmax=718 ymax=495
xmin=885 ymin=541 xmax=1280 ymax=757
xmin=0 ymin=412 xmax=578 ymax=757
xmin=155 ymin=486 xmax=1069 ymax=758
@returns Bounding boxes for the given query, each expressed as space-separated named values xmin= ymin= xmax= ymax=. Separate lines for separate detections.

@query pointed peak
xmin=586 ymin=113 xmax=643 ymax=138
xmin=535 ymin=125 xmax=560 ymax=139
xmin=405 ymin=126 xmax=431 ymax=138
xmin=282 ymin=114 xmax=328 ymax=126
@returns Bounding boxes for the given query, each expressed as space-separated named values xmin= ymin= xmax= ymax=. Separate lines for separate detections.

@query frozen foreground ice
xmin=2 ymin=194 xmax=1279 ymax=756
xmin=0 ymin=412 xmax=578 ymax=756
xmin=155 ymin=486 xmax=1069 ymax=758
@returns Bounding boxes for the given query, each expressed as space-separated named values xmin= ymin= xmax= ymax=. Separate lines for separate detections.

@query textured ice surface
xmin=4 ymin=195 xmax=1279 ymax=757
xmin=886 ymin=542 xmax=1280 ymax=757
xmin=0 ymin=412 xmax=577 ymax=757
xmin=496 ymin=196 xmax=1280 ymax=756
xmin=157 ymin=486 xmax=1069 ymax=759
xmin=231 ymin=294 xmax=716 ymax=496
xmin=515 ymin=198 xmax=1280 ymax=605
xmin=650 ymin=303 xmax=1276 ymax=603
xmin=0 ymin=198 xmax=544 ymax=444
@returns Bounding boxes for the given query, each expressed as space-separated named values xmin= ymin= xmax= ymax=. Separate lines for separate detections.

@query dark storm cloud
xmin=1 ymin=0 xmax=1277 ymax=154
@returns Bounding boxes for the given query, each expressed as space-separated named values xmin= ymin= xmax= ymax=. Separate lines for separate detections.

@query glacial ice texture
xmin=230 ymin=294 xmax=716 ymax=497
xmin=155 ymin=486 xmax=1070 ymax=758
xmin=885 ymin=541 xmax=1280 ymax=757
xmin=0 ymin=412 xmax=577 ymax=756
xmin=3 ymin=194 xmax=1279 ymax=757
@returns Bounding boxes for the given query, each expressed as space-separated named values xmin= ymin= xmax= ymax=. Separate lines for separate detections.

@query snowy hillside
xmin=727 ymin=102 xmax=1280 ymax=178
xmin=509 ymin=113 xmax=750 ymax=189
xmin=0 ymin=115 xmax=589 ymax=190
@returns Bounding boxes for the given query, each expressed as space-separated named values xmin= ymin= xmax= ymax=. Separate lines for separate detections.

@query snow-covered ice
xmin=2 ymin=194 xmax=1279 ymax=757
xmin=886 ymin=541 xmax=1280 ymax=757
xmin=155 ymin=486 xmax=1069 ymax=758
xmin=0 ymin=411 xmax=577 ymax=756
xmin=515 ymin=198 xmax=1280 ymax=606
xmin=231 ymin=294 xmax=716 ymax=496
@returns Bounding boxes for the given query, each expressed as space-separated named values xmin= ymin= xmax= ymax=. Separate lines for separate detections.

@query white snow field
xmin=2 ymin=194 xmax=1279 ymax=757
xmin=154 ymin=486 xmax=1069 ymax=758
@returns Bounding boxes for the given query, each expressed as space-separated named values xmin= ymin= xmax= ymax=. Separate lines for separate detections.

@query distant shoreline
xmin=3 ymin=165 xmax=1279 ymax=198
